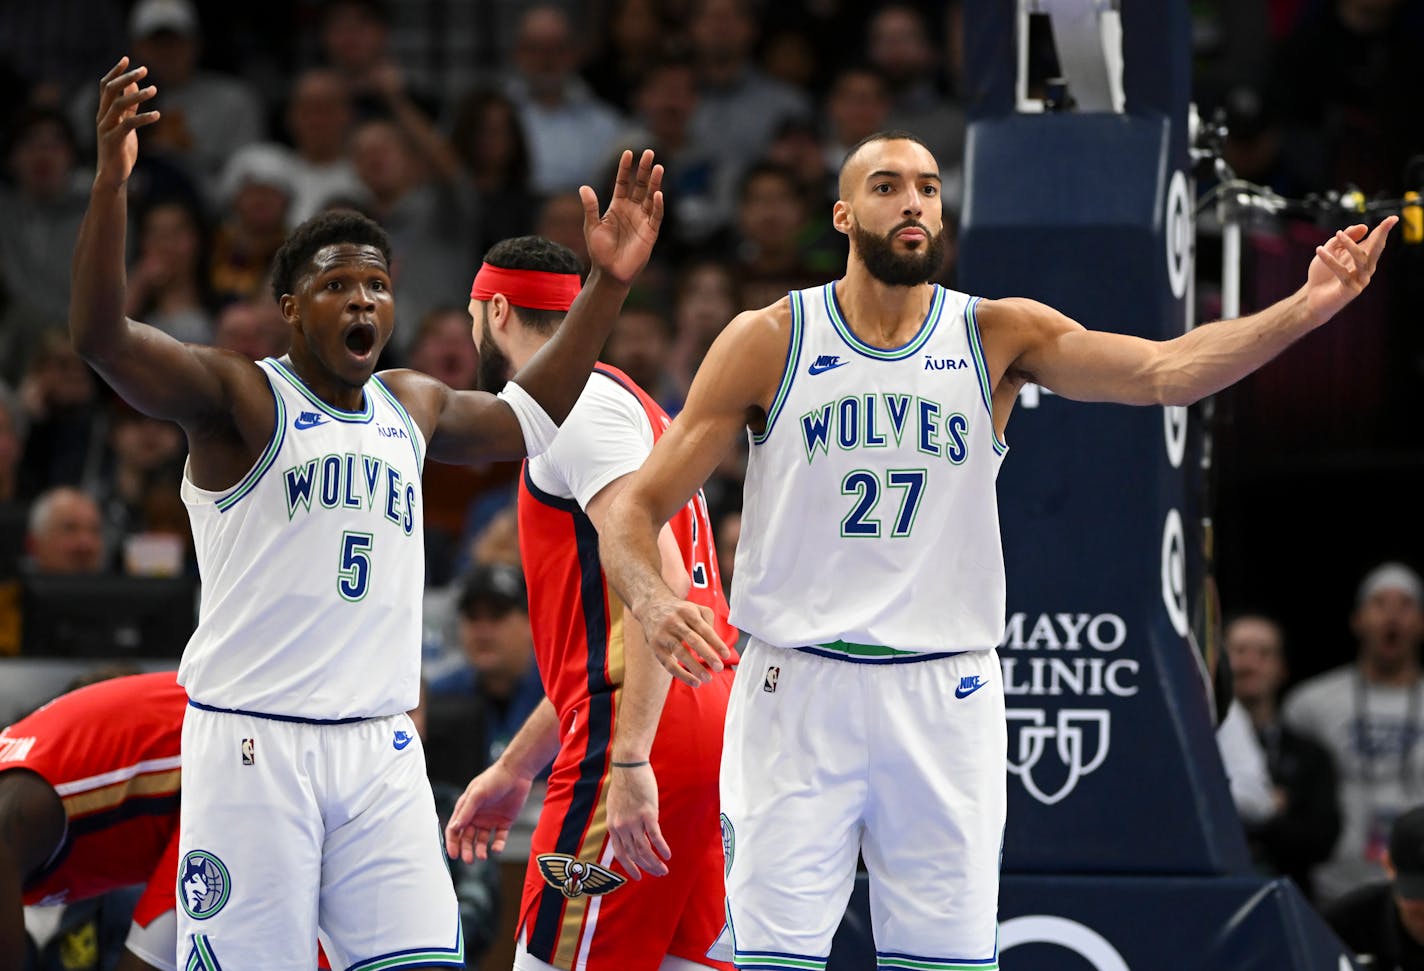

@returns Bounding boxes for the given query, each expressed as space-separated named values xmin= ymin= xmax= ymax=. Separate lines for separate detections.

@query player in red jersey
xmin=0 ymin=671 xmax=186 ymax=971
xmin=445 ymin=236 xmax=739 ymax=971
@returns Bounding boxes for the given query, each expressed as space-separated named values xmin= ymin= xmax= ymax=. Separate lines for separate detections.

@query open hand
xmin=580 ymin=149 xmax=664 ymax=286
xmin=94 ymin=57 xmax=161 ymax=188
xmin=444 ymin=761 xmax=534 ymax=864
xmin=1305 ymin=217 xmax=1398 ymax=325
xmin=638 ymin=596 xmax=729 ymax=687
xmin=607 ymin=762 xmax=670 ymax=879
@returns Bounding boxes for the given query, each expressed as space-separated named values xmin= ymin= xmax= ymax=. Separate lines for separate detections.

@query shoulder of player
xmin=972 ymin=297 xmax=1077 ymax=340
xmin=715 ymin=298 xmax=794 ymax=359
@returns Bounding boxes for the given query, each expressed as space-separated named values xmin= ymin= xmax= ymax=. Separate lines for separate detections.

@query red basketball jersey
xmin=518 ymin=364 xmax=739 ymax=716
xmin=1 ymin=672 xmax=186 ymax=905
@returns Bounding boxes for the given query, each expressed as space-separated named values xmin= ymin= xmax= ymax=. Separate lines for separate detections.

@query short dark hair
xmin=481 ymin=235 xmax=582 ymax=334
xmin=270 ymin=209 xmax=392 ymax=303
xmin=838 ymin=129 xmax=934 ymax=180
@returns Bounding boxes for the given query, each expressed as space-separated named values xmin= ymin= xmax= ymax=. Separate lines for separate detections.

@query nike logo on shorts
xmin=955 ymin=676 xmax=987 ymax=699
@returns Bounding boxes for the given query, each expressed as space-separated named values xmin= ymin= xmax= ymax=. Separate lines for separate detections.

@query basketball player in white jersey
xmin=70 ymin=58 xmax=663 ymax=971
xmin=600 ymin=130 xmax=1397 ymax=970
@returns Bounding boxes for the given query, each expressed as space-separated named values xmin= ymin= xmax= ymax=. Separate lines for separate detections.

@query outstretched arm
xmin=70 ymin=58 xmax=243 ymax=428
xmin=987 ymin=218 xmax=1398 ymax=407
xmin=601 ymin=307 xmax=785 ymax=684
xmin=405 ymin=150 xmax=666 ymax=466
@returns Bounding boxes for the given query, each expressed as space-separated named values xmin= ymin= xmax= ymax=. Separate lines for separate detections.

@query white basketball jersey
xmin=178 ymin=359 xmax=426 ymax=718
xmin=730 ymin=283 xmax=1008 ymax=659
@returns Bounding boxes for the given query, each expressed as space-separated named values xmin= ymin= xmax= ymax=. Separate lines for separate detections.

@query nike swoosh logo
xmin=954 ymin=682 xmax=987 ymax=699
xmin=807 ymin=360 xmax=849 ymax=375
xmin=392 ymin=733 xmax=412 ymax=751
xmin=294 ymin=416 xmax=327 ymax=430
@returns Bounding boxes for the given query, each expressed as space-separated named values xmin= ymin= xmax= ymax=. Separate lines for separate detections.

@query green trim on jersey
xmin=963 ymin=297 xmax=1008 ymax=456
xmin=215 ymin=384 xmax=287 ymax=513
xmin=877 ymin=960 xmax=998 ymax=971
xmin=754 ymin=288 xmax=806 ymax=445
xmin=825 ymin=282 xmax=944 ymax=361
xmin=269 ymin=358 xmax=375 ymax=423
xmin=736 ymin=955 xmax=827 ymax=970
xmin=814 ymin=640 xmax=922 ymax=659
xmin=370 ymin=375 xmax=425 ymax=469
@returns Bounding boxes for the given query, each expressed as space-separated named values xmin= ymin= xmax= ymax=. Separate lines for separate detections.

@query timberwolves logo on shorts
xmin=720 ymin=813 xmax=734 ymax=877
xmin=180 ymin=850 xmax=232 ymax=920
xmin=535 ymin=853 xmax=625 ymax=899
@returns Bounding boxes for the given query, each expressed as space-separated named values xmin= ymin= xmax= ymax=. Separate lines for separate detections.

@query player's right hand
xmin=95 ymin=57 xmax=161 ymax=188
xmin=444 ymin=761 xmax=534 ymax=864
xmin=639 ymin=597 xmax=729 ymax=687
xmin=607 ymin=762 xmax=670 ymax=880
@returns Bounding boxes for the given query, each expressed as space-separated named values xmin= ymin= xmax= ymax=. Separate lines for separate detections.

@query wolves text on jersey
xmin=800 ymin=393 xmax=969 ymax=466
xmin=282 ymin=452 xmax=416 ymax=533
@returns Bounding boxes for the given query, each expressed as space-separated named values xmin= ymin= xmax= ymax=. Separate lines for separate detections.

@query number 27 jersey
xmin=731 ymin=283 xmax=1008 ymax=659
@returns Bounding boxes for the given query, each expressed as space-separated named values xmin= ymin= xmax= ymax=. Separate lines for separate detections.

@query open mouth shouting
xmin=343 ymin=321 xmax=379 ymax=362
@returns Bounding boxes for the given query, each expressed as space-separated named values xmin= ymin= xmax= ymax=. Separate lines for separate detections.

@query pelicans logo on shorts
xmin=179 ymin=850 xmax=232 ymax=920
xmin=535 ymin=853 xmax=625 ymax=899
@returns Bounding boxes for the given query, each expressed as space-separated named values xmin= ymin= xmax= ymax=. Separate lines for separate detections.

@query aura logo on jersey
xmin=535 ymin=854 xmax=625 ymax=899
xmin=1001 ymin=612 xmax=1138 ymax=805
xmin=180 ymin=850 xmax=231 ymax=920
xmin=999 ymin=916 xmax=1131 ymax=970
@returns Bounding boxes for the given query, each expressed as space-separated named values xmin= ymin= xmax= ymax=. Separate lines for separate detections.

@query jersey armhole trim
xmin=752 ymin=289 xmax=805 ymax=445
xmin=215 ymin=375 xmax=287 ymax=513
xmin=964 ymin=297 xmax=1008 ymax=456
xmin=370 ymin=375 xmax=426 ymax=469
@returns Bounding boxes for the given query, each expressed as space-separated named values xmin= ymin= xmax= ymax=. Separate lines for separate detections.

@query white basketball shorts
xmin=178 ymin=705 xmax=462 ymax=971
xmin=719 ymin=639 xmax=1006 ymax=971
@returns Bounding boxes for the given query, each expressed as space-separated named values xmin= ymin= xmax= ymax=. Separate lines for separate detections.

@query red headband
xmin=469 ymin=264 xmax=581 ymax=312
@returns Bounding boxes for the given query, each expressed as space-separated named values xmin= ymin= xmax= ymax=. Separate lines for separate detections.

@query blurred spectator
xmin=1284 ymin=562 xmax=1424 ymax=903
xmin=1267 ymin=0 xmax=1424 ymax=195
xmin=1227 ymin=613 xmax=1342 ymax=900
xmin=17 ymin=335 xmax=105 ymax=499
xmin=1325 ymin=803 xmax=1424 ymax=970
xmin=125 ymin=198 xmax=217 ymax=345
xmin=349 ymin=116 xmax=476 ymax=354
xmin=0 ymin=105 xmax=88 ymax=385
xmin=211 ymin=144 xmax=292 ymax=303
xmin=668 ymin=259 xmax=740 ymax=403
xmin=688 ymin=0 xmax=811 ymax=168
xmin=613 ymin=56 xmax=727 ymax=251
xmin=407 ymin=307 xmax=519 ymax=585
xmin=466 ymin=505 xmax=521 ymax=571
xmin=601 ymin=303 xmax=681 ymax=413
xmin=506 ymin=5 xmax=625 ymax=195
xmin=448 ymin=86 xmax=538 ymax=256
xmin=96 ymin=401 xmax=187 ymax=576
xmin=26 ymin=486 xmax=105 ymax=574
xmin=823 ymin=66 xmax=893 ymax=173
xmin=212 ymin=299 xmax=290 ymax=360
xmin=256 ymin=68 xmax=367 ymax=227
xmin=767 ymin=116 xmax=837 ymax=212
xmin=317 ymin=0 xmax=441 ymax=122
xmin=729 ymin=161 xmax=838 ymax=310
xmin=534 ymin=191 xmax=591 ymax=270
xmin=866 ymin=4 xmax=966 ymax=210
xmin=760 ymin=26 xmax=820 ymax=93
xmin=584 ymin=0 xmax=673 ymax=112
xmin=83 ymin=0 xmax=266 ymax=198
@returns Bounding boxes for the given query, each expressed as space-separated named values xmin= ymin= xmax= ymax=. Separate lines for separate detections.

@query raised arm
xmin=986 ymin=218 xmax=1398 ymax=408
xmin=70 ymin=58 xmax=245 ymax=428
xmin=601 ymin=306 xmax=786 ymax=682
xmin=397 ymin=150 xmax=665 ymax=465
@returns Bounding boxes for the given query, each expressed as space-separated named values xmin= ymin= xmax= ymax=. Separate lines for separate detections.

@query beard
xmin=476 ymin=307 xmax=514 ymax=392
xmin=851 ymin=219 xmax=946 ymax=287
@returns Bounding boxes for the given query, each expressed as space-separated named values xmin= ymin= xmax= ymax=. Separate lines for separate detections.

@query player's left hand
xmin=1304 ymin=217 xmax=1397 ymax=326
xmin=607 ymin=762 xmax=670 ymax=879
xmin=581 ymin=149 xmax=664 ymax=287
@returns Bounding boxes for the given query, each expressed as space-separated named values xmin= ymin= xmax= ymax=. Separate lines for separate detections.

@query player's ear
xmin=280 ymin=294 xmax=300 ymax=326
xmin=833 ymin=200 xmax=852 ymax=237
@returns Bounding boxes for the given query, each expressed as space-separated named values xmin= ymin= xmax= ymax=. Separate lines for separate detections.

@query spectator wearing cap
xmin=1284 ymin=562 xmax=1424 ymax=903
xmin=428 ymin=563 xmax=544 ymax=768
xmin=210 ymin=145 xmax=292 ymax=304
xmin=0 ymin=105 xmax=88 ymax=385
xmin=72 ymin=0 xmax=265 ymax=199
xmin=1326 ymin=803 xmax=1424 ymax=969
